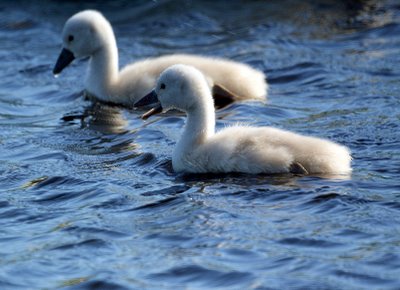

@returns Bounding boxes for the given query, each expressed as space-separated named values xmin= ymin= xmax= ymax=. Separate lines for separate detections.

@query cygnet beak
xmin=53 ymin=48 xmax=75 ymax=75
xmin=135 ymin=90 xmax=163 ymax=120
xmin=141 ymin=104 xmax=163 ymax=120
xmin=134 ymin=89 xmax=159 ymax=107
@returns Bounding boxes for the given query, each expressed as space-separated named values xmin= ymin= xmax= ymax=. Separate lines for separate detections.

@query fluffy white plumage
xmin=142 ymin=64 xmax=352 ymax=175
xmin=54 ymin=10 xmax=267 ymax=107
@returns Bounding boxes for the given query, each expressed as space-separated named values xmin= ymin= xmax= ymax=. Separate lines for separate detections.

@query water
xmin=1 ymin=0 xmax=400 ymax=289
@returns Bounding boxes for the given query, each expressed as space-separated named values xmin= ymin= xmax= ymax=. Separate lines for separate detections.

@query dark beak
xmin=135 ymin=90 xmax=163 ymax=120
xmin=134 ymin=89 xmax=159 ymax=107
xmin=53 ymin=48 xmax=75 ymax=75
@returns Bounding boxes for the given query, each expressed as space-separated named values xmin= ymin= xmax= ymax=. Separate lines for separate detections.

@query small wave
xmin=332 ymin=269 xmax=396 ymax=287
xmin=51 ymin=238 xmax=108 ymax=251
xmin=279 ymin=237 xmax=343 ymax=248
xmin=148 ymin=265 xmax=254 ymax=288
xmin=267 ymin=62 xmax=327 ymax=86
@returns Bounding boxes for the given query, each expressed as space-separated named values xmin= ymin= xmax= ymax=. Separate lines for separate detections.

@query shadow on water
xmin=62 ymin=100 xmax=129 ymax=134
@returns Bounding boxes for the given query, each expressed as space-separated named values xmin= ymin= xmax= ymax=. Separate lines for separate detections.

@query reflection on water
xmin=0 ymin=0 xmax=400 ymax=289
xmin=62 ymin=100 xmax=129 ymax=134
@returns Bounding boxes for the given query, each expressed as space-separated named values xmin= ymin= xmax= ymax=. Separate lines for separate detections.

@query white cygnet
xmin=138 ymin=64 xmax=352 ymax=175
xmin=53 ymin=10 xmax=268 ymax=108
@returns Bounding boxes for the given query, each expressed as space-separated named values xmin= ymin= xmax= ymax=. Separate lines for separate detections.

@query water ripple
xmin=148 ymin=265 xmax=254 ymax=288
xmin=279 ymin=237 xmax=343 ymax=248
xmin=267 ymin=62 xmax=327 ymax=86
xmin=332 ymin=269 xmax=396 ymax=287
xmin=1 ymin=1 xmax=400 ymax=289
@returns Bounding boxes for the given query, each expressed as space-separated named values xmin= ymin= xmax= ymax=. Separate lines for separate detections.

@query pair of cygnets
xmin=54 ymin=10 xmax=352 ymax=175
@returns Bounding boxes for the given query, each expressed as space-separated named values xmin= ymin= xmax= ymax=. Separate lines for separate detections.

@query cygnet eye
xmin=160 ymin=83 xmax=166 ymax=90
xmin=68 ymin=35 xmax=74 ymax=42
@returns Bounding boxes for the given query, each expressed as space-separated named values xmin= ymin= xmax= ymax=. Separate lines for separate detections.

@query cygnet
xmin=137 ymin=64 xmax=352 ymax=175
xmin=53 ymin=10 xmax=267 ymax=108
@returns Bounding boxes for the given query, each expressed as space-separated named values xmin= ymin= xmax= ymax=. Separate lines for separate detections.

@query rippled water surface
xmin=1 ymin=1 xmax=400 ymax=289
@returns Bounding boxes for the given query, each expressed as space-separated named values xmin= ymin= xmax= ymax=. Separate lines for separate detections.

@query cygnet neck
xmin=181 ymin=92 xmax=216 ymax=147
xmin=86 ymin=36 xmax=119 ymax=100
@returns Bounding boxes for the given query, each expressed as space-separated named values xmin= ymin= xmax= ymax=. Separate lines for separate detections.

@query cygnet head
xmin=53 ymin=10 xmax=115 ymax=74
xmin=138 ymin=64 xmax=213 ymax=119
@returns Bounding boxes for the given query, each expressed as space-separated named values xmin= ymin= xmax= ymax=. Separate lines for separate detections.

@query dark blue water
xmin=1 ymin=1 xmax=400 ymax=289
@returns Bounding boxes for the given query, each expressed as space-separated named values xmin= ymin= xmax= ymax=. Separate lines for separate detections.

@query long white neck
xmin=86 ymin=36 xmax=119 ymax=102
xmin=177 ymin=93 xmax=216 ymax=152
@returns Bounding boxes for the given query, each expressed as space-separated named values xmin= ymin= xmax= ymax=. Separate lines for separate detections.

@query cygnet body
xmin=54 ymin=10 xmax=267 ymax=108
xmin=139 ymin=65 xmax=352 ymax=175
